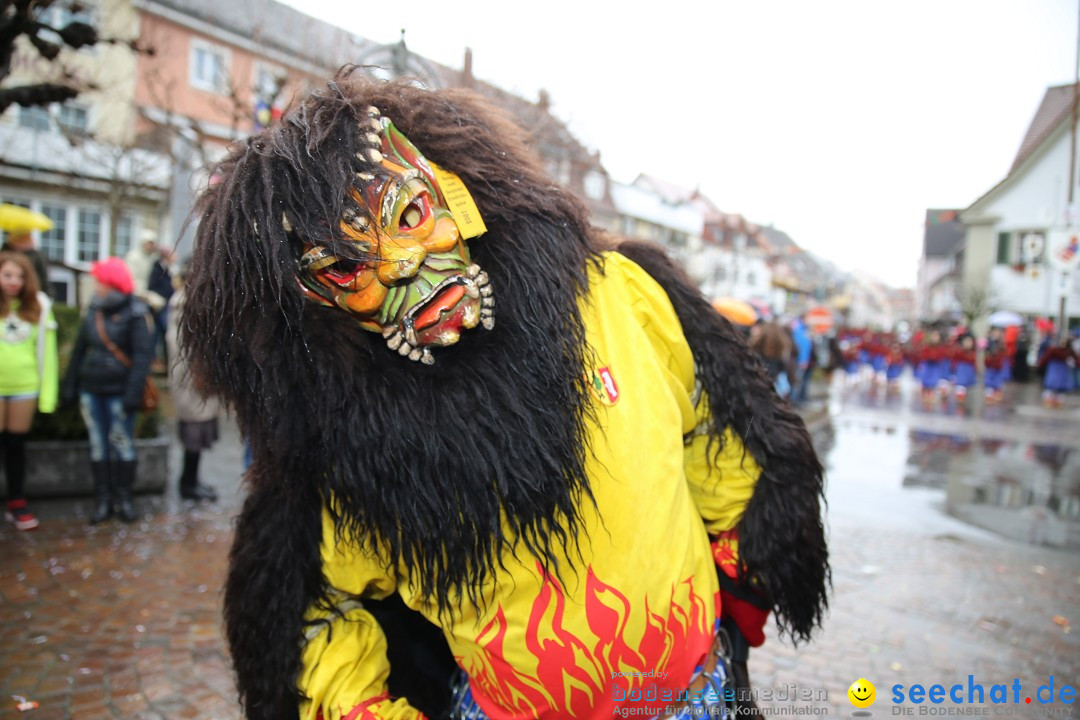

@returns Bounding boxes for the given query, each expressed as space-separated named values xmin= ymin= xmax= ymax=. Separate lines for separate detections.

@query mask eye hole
xmin=319 ymin=258 xmax=365 ymax=284
xmin=398 ymin=194 xmax=431 ymax=231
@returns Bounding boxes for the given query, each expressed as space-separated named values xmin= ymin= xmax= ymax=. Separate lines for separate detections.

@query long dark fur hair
xmin=182 ymin=73 xmax=600 ymax=719
xmin=614 ymin=240 xmax=829 ymax=642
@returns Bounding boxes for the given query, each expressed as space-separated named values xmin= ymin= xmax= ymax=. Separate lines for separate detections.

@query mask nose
xmin=377 ymin=236 xmax=427 ymax=284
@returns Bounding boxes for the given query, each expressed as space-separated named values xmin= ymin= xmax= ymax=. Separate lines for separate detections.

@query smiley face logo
xmin=848 ymin=678 xmax=876 ymax=708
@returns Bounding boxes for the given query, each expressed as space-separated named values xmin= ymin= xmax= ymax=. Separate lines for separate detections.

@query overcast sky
xmin=277 ymin=0 xmax=1078 ymax=288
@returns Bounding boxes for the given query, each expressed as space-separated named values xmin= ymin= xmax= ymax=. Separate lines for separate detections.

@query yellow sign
xmin=429 ymin=162 xmax=487 ymax=240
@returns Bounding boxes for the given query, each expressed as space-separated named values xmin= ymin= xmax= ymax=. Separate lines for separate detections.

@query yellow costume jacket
xmin=299 ymin=253 xmax=762 ymax=720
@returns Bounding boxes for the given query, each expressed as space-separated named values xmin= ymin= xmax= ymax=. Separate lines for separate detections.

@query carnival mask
xmin=294 ymin=107 xmax=493 ymax=364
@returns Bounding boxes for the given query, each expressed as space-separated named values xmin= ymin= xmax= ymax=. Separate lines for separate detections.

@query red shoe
xmin=5 ymin=499 xmax=39 ymax=531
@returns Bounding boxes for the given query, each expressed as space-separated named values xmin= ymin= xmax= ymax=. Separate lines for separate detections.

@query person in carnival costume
xmin=950 ymin=335 xmax=977 ymax=401
xmin=918 ymin=331 xmax=947 ymax=407
xmin=180 ymin=74 xmax=829 ymax=720
xmin=1037 ymin=337 xmax=1078 ymax=408
xmin=984 ymin=345 xmax=1007 ymax=404
xmin=884 ymin=340 xmax=905 ymax=392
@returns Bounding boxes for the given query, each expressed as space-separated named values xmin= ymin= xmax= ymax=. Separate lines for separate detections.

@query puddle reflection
xmin=904 ymin=430 xmax=1080 ymax=548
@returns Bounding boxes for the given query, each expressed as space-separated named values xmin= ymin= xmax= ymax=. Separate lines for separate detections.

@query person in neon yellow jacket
xmin=181 ymin=74 xmax=829 ymax=720
xmin=0 ymin=251 xmax=57 ymax=531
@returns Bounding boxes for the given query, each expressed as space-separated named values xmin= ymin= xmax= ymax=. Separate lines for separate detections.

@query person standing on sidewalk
xmin=165 ymin=260 xmax=219 ymax=502
xmin=0 ymin=252 xmax=58 ymax=530
xmin=2 ymin=232 xmax=50 ymax=298
xmin=61 ymin=258 xmax=152 ymax=523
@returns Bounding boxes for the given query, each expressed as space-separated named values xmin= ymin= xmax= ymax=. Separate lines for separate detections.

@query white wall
xmin=990 ymin=265 xmax=1080 ymax=316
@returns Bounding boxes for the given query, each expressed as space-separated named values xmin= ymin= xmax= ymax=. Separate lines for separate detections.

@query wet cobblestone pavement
xmin=2 ymin=377 xmax=1079 ymax=719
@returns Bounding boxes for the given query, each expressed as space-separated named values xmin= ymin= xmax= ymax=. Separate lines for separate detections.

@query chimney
xmin=462 ymin=47 xmax=473 ymax=88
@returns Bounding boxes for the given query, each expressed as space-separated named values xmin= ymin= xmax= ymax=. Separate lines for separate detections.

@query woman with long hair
xmin=61 ymin=258 xmax=152 ymax=523
xmin=0 ymin=251 xmax=58 ymax=530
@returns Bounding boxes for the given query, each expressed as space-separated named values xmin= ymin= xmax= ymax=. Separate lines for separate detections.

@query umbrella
xmin=0 ymin=204 xmax=53 ymax=234
xmin=987 ymin=310 xmax=1023 ymax=327
xmin=712 ymin=297 xmax=758 ymax=326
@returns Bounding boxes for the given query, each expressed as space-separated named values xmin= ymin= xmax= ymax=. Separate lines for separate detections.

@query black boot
xmin=179 ymin=451 xmax=218 ymax=501
xmin=114 ymin=460 xmax=138 ymax=523
xmin=90 ymin=461 xmax=112 ymax=524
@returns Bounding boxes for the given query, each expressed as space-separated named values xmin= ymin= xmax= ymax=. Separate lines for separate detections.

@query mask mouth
xmin=382 ymin=265 xmax=493 ymax=362
xmin=407 ymin=276 xmax=471 ymax=332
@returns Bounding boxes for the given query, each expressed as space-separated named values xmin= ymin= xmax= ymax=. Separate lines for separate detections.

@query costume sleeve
xmin=37 ymin=307 xmax=59 ymax=413
xmin=619 ymin=254 xmax=768 ymax=645
xmin=619 ymin=253 xmax=761 ymax=539
xmin=298 ymin=510 xmax=426 ymax=720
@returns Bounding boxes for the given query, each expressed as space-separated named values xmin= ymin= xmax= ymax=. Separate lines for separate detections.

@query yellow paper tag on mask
xmin=429 ymin=162 xmax=487 ymax=239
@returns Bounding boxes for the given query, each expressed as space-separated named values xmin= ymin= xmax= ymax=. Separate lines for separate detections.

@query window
xmin=115 ymin=215 xmax=134 ymax=258
xmin=254 ymin=65 xmax=283 ymax=103
xmin=57 ymin=104 xmax=89 ymax=135
xmin=190 ymin=40 xmax=230 ymax=93
xmin=39 ymin=204 xmax=67 ymax=262
xmin=77 ymin=209 xmax=102 ymax=263
xmin=33 ymin=2 xmax=98 ymax=54
xmin=583 ymin=171 xmax=606 ymax=201
xmin=996 ymin=232 xmax=1012 ymax=265
xmin=18 ymin=106 xmax=51 ymax=131
xmin=35 ymin=1 xmax=96 ymax=29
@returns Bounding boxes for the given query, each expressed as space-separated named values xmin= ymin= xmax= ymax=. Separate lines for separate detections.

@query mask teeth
xmin=481 ymin=296 xmax=494 ymax=309
xmin=405 ymin=325 xmax=418 ymax=347
xmin=407 ymin=348 xmax=422 ymax=362
xmin=365 ymin=106 xmax=381 ymax=118
xmin=386 ymin=332 xmax=403 ymax=350
xmin=397 ymin=341 xmax=413 ymax=356
xmin=349 ymin=216 xmax=369 ymax=232
xmin=363 ymin=133 xmax=380 ymax=147
xmin=468 ymin=264 xmax=480 ymax=278
xmin=421 ymin=348 xmax=434 ymax=365
xmin=481 ymin=316 xmax=495 ymax=331
xmin=462 ymin=277 xmax=480 ymax=299
xmin=356 ymin=148 xmax=383 ymax=164
xmin=356 ymin=171 xmax=375 ymax=182
xmin=381 ymin=327 xmax=396 ymax=339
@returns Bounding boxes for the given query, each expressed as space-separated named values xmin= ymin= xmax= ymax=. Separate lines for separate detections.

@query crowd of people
xmin=0 ymin=230 xmax=219 ymax=532
xmin=739 ymin=309 xmax=1080 ymax=415
xmin=830 ymin=324 xmax=1079 ymax=408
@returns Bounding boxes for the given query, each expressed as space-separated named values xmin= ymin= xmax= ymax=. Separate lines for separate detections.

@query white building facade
xmin=962 ymin=84 xmax=1080 ymax=325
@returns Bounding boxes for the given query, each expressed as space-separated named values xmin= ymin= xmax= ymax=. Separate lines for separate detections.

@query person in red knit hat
xmin=61 ymin=257 xmax=152 ymax=523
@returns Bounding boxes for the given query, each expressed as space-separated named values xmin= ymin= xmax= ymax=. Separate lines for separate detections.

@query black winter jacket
xmin=62 ymin=291 xmax=153 ymax=410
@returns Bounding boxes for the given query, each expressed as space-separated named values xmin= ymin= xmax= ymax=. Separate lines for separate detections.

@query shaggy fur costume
xmin=182 ymin=73 xmax=828 ymax=720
